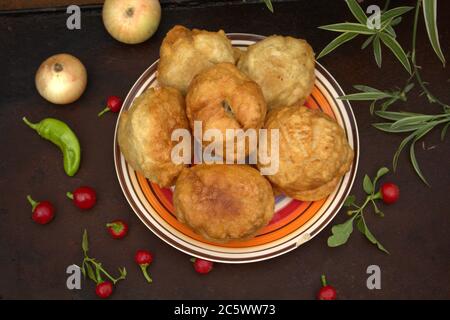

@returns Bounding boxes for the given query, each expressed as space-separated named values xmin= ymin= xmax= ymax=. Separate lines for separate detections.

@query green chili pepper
xmin=23 ymin=117 xmax=81 ymax=177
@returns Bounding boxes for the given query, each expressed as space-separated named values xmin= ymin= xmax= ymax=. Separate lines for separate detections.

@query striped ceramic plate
xmin=114 ymin=33 xmax=359 ymax=263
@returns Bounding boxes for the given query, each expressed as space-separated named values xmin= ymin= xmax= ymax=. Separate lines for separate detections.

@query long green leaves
xmin=339 ymin=83 xmax=413 ymax=114
xmin=374 ymin=111 xmax=450 ymax=185
xmin=317 ymin=33 xmax=358 ymax=59
xmin=317 ymin=1 xmax=414 ymax=73
xmin=319 ymin=23 xmax=375 ymax=34
xmin=422 ymin=0 xmax=446 ymax=66
xmin=381 ymin=6 xmax=414 ymax=22
xmin=347 ymin=0 xmax=367 ymax=24
xmin=379 ymin=33 xmax=412 ymax=74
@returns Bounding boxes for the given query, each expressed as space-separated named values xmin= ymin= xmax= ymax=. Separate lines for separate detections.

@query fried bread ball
xmin=173 ymin=165 xmax=275 ymax=242
xmin=238 ymin=35 xmax=315 ymax=110
xmin=118 ymin=86 xmax=189 ymax=187
xmin=258 ymin=105 xmax=353 ymax=201
xmin=186 ymin=63 xmax=267 ymax=161
xmin=157 ymin=25 xmax=237 ymax=94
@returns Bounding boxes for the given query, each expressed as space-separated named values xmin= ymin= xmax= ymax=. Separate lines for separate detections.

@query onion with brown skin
xmin=102 ymin=0 xmax=161 ymax=45
xmin=35 ymin=53 xmax=87 ymax=105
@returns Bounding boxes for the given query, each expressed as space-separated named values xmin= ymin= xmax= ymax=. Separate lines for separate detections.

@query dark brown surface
xmin=0 ymin=0 xmax=449 ymax=300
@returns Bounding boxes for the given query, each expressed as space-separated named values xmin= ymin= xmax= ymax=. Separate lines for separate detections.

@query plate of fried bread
xmin=114 ymin=26 xmax=359 ymax=263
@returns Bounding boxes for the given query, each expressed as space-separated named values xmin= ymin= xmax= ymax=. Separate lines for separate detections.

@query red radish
xmin=95 ymin=281 xmax=113 ymax=299
xmin=191 ymin=258 xmax=213 ymax=275
xmin=67 ymin=186 xmax=97 ymax=210
xmin=380 ymin=182 xmax=400 ymax=204
xmin=135 ymin=250 xmax=153 ymax=283
xmin=317 ymin=275 xmax=337 ymax=300
xmin=98 ymin=95 xmax=122 ymax=117
xmin=106 ymin=220 xmax=128 ymax=239
xmin=27 ymin=195 xmax=55 ymax=225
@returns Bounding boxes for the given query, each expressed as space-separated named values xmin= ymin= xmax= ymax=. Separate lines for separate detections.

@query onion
xmin=35 ymin=53 xmax=87 ymax=105
xmin=102 ymin=0 xmax=161 ymax=44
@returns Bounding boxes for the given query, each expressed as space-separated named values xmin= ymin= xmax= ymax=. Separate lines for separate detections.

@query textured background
xmin=0 ymin=0 xmax=449 ymax=299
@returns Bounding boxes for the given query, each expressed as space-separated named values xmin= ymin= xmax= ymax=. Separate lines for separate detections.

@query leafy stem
xmin=374 ymin=110 xmax=450 ymax=185
xmin=80 ymin=229 xmax=127 ymax=285
xmin=411 ymin=0 xmax=449 ymax=109
xmin=328 ymin=167 xmax=390 ymax=254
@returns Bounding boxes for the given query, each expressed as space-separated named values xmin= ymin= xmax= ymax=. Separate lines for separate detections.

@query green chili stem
xmin=95 ymin=264 xmax=103 ymax=284
xmin=98 ymin=107 xmax=110 ymax=117
xmin=371 ymin=191 xmax=382 ymax=200
xmin=66 ymin=192 xmax=74 ymax=200
xmin=26 ymin=195 xmax=39 ymax=211
xmin=321 ymin=274 xmax=327 ymax=287
xmin=22 ymin=117 xmax=38 ymax=130
xmin=140 ymin=264 xmax=153 ymax=284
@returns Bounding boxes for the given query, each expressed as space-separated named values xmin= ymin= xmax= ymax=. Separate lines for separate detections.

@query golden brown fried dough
xmin=173 ymin=165 xmax=275 ymax=242
xmin=258 ymin=105 xmax=354 ymax=201
xmin=238 ymin=35 xmax=315 ymax=110
xmin=186 ymin=62 xmax=267 ymax=160
xmin=157 ymin=25 xmax=236 ymax=94
xmin=118 ymin=86 xmax=189 ymax=187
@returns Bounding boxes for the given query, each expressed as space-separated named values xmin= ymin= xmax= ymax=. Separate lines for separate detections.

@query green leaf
xmin=381 ymin=6 xmax=414 ymax=22
xmin=391 ymin=16 xmax=403 ymax=27
xmin=373 ymin=123 xmax=423 ymax=133
xmin=373 ymin=36 xmax=382 ymax=68
xmin=379 ymin=32 xmax=412 ymax=74
xmin=361 ymin=35 xmax=375 ymax=50
xmin=119 ymin=267 xmax=127 ymax=278
xmin=391 ymin=115 xmax=434 ymax=129
xmin=363 ymin=175 xmax=374 ymax=194
xmin=369 ymin=100 xmax=377 ymax=115
xmin=319 ymin=22 xmax=375 ymax=34
xmin=376 ymin=110 xmax=422 ymax=121
xmin=80 ymin=262 xmax=86 ymax=278
xmin=317 ymin=32 xmax=358 ymax=59
xmin=441 ymin=122 xmax=450 ymax=141
xmin=410 ymin=140 xmax=430 ymax=186
xmin=82 ymin=229 xmax=89 ymax=254
xmin=353 ymin=85 xmax=382 ymax=93
xmin=338 ymin=92 xmax=390 ymax=101
xmin=84 ymin=262 xmax=97 ymax=284
xmin=263 ymin=0 xmax=274 ymax=13
xmin=380 ymin=97 xmax=398 ymax=111
xmin=356 ymin=217 xmax=390 ymax=254
xmin=376 ymin=167 xmax=390 ymax=179
xmin=344 ymin=195 xmax=356 ymax=207
xmin=327 ymin=216 xmax=356 ymax=247
xmin=403 ymin=82 xmax=415 ymax=93
xmin=346 ymin=0 xmax=367 ymax=24
xmin=393 ymin=133 xmax=416 ymax=171
xmin=422 ymin=0 xmax=446 ymax=66
xmin=385 ymin=25 xmax=396 ymax=38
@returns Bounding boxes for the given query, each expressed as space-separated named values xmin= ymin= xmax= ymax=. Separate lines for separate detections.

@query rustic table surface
xmin=1 ymin=0 xmax=449 ymax=300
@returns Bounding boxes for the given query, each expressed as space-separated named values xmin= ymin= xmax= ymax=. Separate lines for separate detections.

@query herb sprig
xmin=319 ymin=0 xmax=448 ymax=185
xmin=328 ymin=167 xmax=391 ymax=254
xmin=317 ymin=0 xmax=414 ymax=73
xmin=81 ymin=229 xmax=127 ymax=285
xmin=339 ymin=83 xmax=414 ymax=114
xmin=374 ymin=110 xmax=450 ymax=185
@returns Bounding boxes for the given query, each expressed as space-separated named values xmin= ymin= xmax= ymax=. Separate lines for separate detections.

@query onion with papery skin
xmin=102 ymin=0 xmax=161 ymax=45
xmin=35 ymin=53 xmax=87 ymax=105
